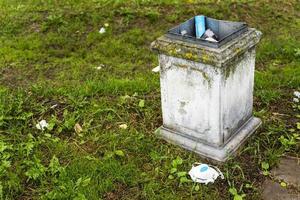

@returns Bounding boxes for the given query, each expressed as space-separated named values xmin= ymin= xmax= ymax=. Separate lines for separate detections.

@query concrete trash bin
xmin=151 ymin=16 xmax=262 ymax=162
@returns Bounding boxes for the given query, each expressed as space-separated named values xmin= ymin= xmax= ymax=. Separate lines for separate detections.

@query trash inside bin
xmin=167 ymin=16 xmax=248 ymax=48
xmin=195 ymin=15 xmax=206 ymax=38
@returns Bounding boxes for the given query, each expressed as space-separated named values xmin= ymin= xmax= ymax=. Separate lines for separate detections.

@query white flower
xmin=294 ymin=91 xmax=300 ymax=98
xmin=293 ymin=98 xmax=299 ymax=103
xmin=99 ymin=27 xmax=106 ymax=34
xmin=36 ymin=120 xmax=49 ymax=131
xmin=104 ymin=23 xmax=109 ymax=27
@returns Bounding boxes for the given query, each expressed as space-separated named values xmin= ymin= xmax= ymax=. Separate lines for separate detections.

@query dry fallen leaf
xmin=74 ymin=123 xmax=83 ymax=134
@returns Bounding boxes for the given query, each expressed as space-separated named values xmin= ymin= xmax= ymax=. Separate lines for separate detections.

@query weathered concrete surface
xmin=159 ymin=54 xmax=223 ymax=145
xmin=221 ymin=48 xmax=256 ymax=142
xmin=262 ymin=180 xmax=299 ymax=200
xmin=271 ymin=157 xmax=300 ymax=189
xmin=157 ymin=50 xmax=260 ymax=161
xmin=159 ymin=48 xmax=257 ymax=147
xmin=151 ymin=28 xmax=262 ymax=67
xmin=153 ymin=26 xmax=262 ymax=161
xmin=158 ymin=117 xmax=261 ymax=162
xmin=262 ymin=157 xmax=300 ymax=200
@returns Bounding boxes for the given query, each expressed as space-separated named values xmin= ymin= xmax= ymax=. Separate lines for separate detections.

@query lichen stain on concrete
xmin=193 ymin=67 xmax=211 ymax=87
xmin=151 ymin=28 xmax=262 ymax=68
xmin=178 ymin=101 xmax=187 ymax=115
xmin=174 ymin=63 xmax=189 ymax=69
xmin=223 ymin=48 xmax=254 ymax=80
xmin=173 ymin=62 xmax=212 ymax=87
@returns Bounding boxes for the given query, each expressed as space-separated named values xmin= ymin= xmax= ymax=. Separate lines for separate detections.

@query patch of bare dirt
xmin=104 ymin=183 xmax=128 ymax=200
xmin=0 ymin=66 xmax=38 ymax=88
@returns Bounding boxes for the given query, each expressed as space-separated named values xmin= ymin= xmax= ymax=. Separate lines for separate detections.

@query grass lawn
xmin=0 ymin=0 xmax=299 ymax=199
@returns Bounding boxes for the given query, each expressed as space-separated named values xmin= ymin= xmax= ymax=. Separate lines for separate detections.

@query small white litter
xmin=203 ymin=29 xmax=216 ymax=38
xmin=95 ymin=64 xmax=104 ymax=70
xmin=188 ymin=163 xmax=224 ymax=185
xmin=50 ymin=104 xmax=58 ymax=109
xmin=99 ymin=27 xmax=106 ymax=34
xmin=203 ymin=29 xmax=218 ymax=42
xmin=36 ymin=120 xmax=49 ymax=131
xmin=205 ymin=37 xmax=218 ymax=42
xmin=293 ymin=98 xmax=299 ymax=103
xmin=294 ymin=91 xmax=300 ymax=98
xmin=119 ymin=124 xmax=128 ymax=129
xmin=152 ymin=66 xmax=160 ymax=73
xmin=181 ymin=30 xmax=187 ymax=36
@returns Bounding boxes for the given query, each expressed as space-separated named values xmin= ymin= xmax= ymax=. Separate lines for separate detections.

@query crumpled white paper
xmin=189 ymin=163 xmax=224 ymax=185
xmin=293 ymin=98 xmax=299 ymax=103
xmin=99 ymin=27 xmax=106 ymax=34
xmin=36 ymin=120 xmax=49 ymax=131
xmin=293 ymin=91 xmax=300 ymax=103
xmin=294 ymin=91 xmax=300 ymax=98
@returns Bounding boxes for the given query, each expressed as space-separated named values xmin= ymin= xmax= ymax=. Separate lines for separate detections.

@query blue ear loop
xmin=195 ymin=15 xmax=206 ymax=38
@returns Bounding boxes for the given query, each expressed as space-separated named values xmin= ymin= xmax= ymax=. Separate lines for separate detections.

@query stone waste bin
xmin=151 ymin=16 xmax=262 ymax=162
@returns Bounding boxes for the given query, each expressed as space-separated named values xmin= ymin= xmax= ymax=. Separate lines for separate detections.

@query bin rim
xmin=166 ymin=16 xmax=248 ymax=48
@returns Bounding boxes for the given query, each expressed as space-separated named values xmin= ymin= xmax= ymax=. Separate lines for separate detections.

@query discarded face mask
xmin=188 ymin=163 xmax=224 ymax=184
xmin=195 ymin=15 xmax=206 ymax=38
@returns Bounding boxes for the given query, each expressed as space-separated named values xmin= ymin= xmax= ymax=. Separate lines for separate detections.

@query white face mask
xmin=188 ymin=163 xmax=224 ymax=185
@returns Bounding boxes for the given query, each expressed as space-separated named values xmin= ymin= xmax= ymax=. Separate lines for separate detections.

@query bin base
xmin=156 ymin=117 xmax=261 ymax=162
